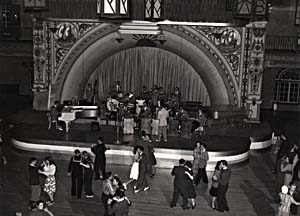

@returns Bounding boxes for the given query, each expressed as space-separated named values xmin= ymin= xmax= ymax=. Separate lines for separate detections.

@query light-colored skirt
xmin=130 ymin=162 xmax=139 ymax=180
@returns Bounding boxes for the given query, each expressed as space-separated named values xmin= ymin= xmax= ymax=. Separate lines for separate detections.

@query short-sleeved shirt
xmin=157 ymin=108 xmax=169 ymax=126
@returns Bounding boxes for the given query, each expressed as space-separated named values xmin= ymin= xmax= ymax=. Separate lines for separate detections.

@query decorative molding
xmin=171 ymin=25 xmax=239 ymax=105
xmin=32 ymin=21 xmax=47 ymax=92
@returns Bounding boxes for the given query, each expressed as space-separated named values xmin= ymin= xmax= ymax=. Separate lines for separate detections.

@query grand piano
xmin=58 ymin=106 xmax=99 ymax=132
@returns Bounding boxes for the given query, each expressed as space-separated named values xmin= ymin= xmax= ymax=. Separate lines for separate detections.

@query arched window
xmin=273 ymin=69 xmax=300 ymax=104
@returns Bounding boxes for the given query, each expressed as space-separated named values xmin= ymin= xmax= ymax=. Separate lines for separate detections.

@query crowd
xmin=273 ymin=133 xmax=300 ymax=216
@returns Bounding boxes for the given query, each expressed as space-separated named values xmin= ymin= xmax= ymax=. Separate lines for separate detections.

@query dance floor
xmin=0 ymin=109 xmax=299 ymax=215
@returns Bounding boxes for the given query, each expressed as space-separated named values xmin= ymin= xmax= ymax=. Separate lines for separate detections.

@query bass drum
xmin=107 ymin=98 xmax=119 ymax=112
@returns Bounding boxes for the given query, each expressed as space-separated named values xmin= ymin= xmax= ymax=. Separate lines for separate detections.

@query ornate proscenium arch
xmin=53 ymin=23 xmax=239 ymax=106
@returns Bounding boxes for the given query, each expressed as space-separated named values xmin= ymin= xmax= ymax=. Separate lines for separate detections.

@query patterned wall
xmin=32 ymin=20 xmax=260 ymax=110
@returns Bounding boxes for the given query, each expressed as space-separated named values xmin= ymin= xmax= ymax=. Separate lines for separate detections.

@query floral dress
xmin=42 ymin=164 xmax=56 ymax=193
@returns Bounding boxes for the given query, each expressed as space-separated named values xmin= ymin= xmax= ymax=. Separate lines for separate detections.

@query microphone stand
xmin=115 ymin=107 xmax=121 ymax=145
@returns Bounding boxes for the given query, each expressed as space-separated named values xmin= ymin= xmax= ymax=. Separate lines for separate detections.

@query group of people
xmin=28 ymin=156 xmax=57 ymax=213
xmin=273 ymin=133 xmax=300 ymax=216
xmin=170 ymin=146 xmax=231 ymax=212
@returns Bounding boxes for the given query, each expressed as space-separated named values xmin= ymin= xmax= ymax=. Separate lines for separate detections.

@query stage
xmin=9 ymin=109 xmax=272 ymax=171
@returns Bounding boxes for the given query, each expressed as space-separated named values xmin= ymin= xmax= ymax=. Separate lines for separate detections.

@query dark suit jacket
xmin=171 ymin=165 xmax=187 ymax=188
xmin=91 ymin=144 xmax=108 ymax=162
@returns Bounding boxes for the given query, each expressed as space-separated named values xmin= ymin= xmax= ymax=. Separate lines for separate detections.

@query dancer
xmin=108 ymin=188 xmax=131 ymax=216
xmin=102 ymin=172 xmax=115 ymax=216
xmin=194 ymin=143 xmax=209 ymax=185
xmin=29 ymin=200 xmax=54 ymax=216
xmin=91 ymin=136 xmax=110 ymax=180
xmin=67 ymin=149 xmax=83 ymax=199
xmin=137 ymin=132 xmax=153 ymax=177
xmin=278 ymin=185 xmax=300 ymax=216
xmin=170 ymin=158 xmax=189 ymax=210
xmin=28 ymin=157 xmax=41 ymax=209
xmin=184 ymin=161 xmax=196 ymax=209
xmin=192 ymin=142 xmax=201 ymax=178
xmin=0 ymin=132 xmax=6 ymax=165
xmin=134 ymin=146 xmax=150 ymax=193
xmin=80 ymin=151 xmax=94 ymax=198
xmin=281 ymin=155 xmax=293 ymax=186
xmin=38 ymin=157 xmax=56 ymax=206
xmin=209 ymin=161 xmax=222 ymax=209
xmin=216 ymin=160 xmax=230 ymax=212
xmin=123 ymin=146 xmax=140 ymax=190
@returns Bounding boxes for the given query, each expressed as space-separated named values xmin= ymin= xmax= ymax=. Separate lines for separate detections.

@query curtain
xmin=88 ymin=47 xmax=210 ymax=106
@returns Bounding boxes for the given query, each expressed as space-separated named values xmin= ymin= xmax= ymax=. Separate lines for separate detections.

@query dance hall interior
xmin=1 ymin=0 xmax=300 ymax=215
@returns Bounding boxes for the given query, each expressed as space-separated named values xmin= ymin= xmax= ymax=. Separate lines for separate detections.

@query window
xmin=273 ymin=69 xmax=300 ymax=104
xmin=296 ymin=0 xmax=300 ymax=25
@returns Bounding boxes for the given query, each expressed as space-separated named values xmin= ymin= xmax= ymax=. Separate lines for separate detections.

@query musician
xmin=156 ymin=104 xmax=169 ymax=142
xmin=140 ymin=85 xmax=150 ymax=101
xmin=169 ymin=93 xmax=180 ymax=117
xmin=86 ymin=83 xmax=94 ymax=105
xmin=115 ymin=81 xmax=122 ymax=93
xmin=140 ymin=102 xmax=152 ymax=136
xmin=177 ymin=107 xmax=190 ymax=132
xmin=150 ymin=88 xmax=159 ymax=118
xmin=158 ymin=87 xmax=167 ymax=107
xmin=174 ymin=87 xmax=182 ymax=103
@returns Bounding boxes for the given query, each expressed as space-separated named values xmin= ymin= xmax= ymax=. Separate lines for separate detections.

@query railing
xmin=265 ymin=35 xmax=299 ymax=50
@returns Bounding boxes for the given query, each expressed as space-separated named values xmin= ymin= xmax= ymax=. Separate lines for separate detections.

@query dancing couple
xmin=170 ymin=158 xmax=197 ymax=210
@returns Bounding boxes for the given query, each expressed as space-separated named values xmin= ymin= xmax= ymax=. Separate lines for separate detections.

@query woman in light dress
xmin=278 ymin=185 xmax=300 ymax=216
xmin=123 ymin=146 xmax=141 ymax=190
xmin=38 ymin=157 xmax=56 ymax=206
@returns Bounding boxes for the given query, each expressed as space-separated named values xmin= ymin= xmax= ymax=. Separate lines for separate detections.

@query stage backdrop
xmin=87 ymin=47 xmax=210 ymax=106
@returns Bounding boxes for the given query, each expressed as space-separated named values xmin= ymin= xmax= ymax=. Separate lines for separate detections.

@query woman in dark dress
xmin=80 ymin=151 xmax=94 ymax=198
xmin=184 ymin=161 xmax=196 ymax=209
xmin=209 ymin=161 xmax=222 ymax=209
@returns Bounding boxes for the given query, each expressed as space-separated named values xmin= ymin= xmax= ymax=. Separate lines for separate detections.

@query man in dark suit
xmin=67 ymin=149 xmax=83 ymax=199
xmin=91 ymin=136 xmax=110 ymax=180
xmin=134 ymin=146 xmax=150 ymax=193
xmin=216 ymin=160 xmax=231 ymax=212
xmin=170 ymin=158 xmax=189 ymax=210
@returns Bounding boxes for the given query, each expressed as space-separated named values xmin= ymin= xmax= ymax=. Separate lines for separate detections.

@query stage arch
xmin=52 ymin=23 xmax=239 ymax=106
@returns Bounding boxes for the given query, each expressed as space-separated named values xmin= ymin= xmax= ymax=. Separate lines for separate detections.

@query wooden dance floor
xmin=0 ymin=109 xmax=299 ymax=215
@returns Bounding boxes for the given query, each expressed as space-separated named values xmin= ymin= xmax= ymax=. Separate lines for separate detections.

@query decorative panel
xmin=32 ymin=20 xmax=99 ymax=92
xmin=192 ymin=26 xmax=243 ymax=84
xmin=32 ymin=21 xmax=47 ymax=92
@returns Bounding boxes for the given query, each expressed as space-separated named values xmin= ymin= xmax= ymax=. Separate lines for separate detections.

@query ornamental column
xmin=245 ymin=21 xmax=267 ymax=123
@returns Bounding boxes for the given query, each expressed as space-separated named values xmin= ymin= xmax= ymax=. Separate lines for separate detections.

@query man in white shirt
xmin=156 ymin=105 xmax=169 ymax=142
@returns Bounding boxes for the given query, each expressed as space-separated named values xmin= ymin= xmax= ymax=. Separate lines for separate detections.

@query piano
xmin=58 ymin=106 xmax=99 ymax=133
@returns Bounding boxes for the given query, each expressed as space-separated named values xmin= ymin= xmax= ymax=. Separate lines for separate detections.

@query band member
xmin=67 ymin=149 xmax=83 ymax=199
xmin=116 ymin=81 xmax=122 ymax=93
xmin=91 ymin=136 xmax=110 ymax=180
xmin=156 ymin=105 xmax=169 ymax=142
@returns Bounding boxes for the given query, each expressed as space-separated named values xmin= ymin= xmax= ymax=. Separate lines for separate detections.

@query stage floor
xmin=9 ymin=109 xmax=272 ymax=170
